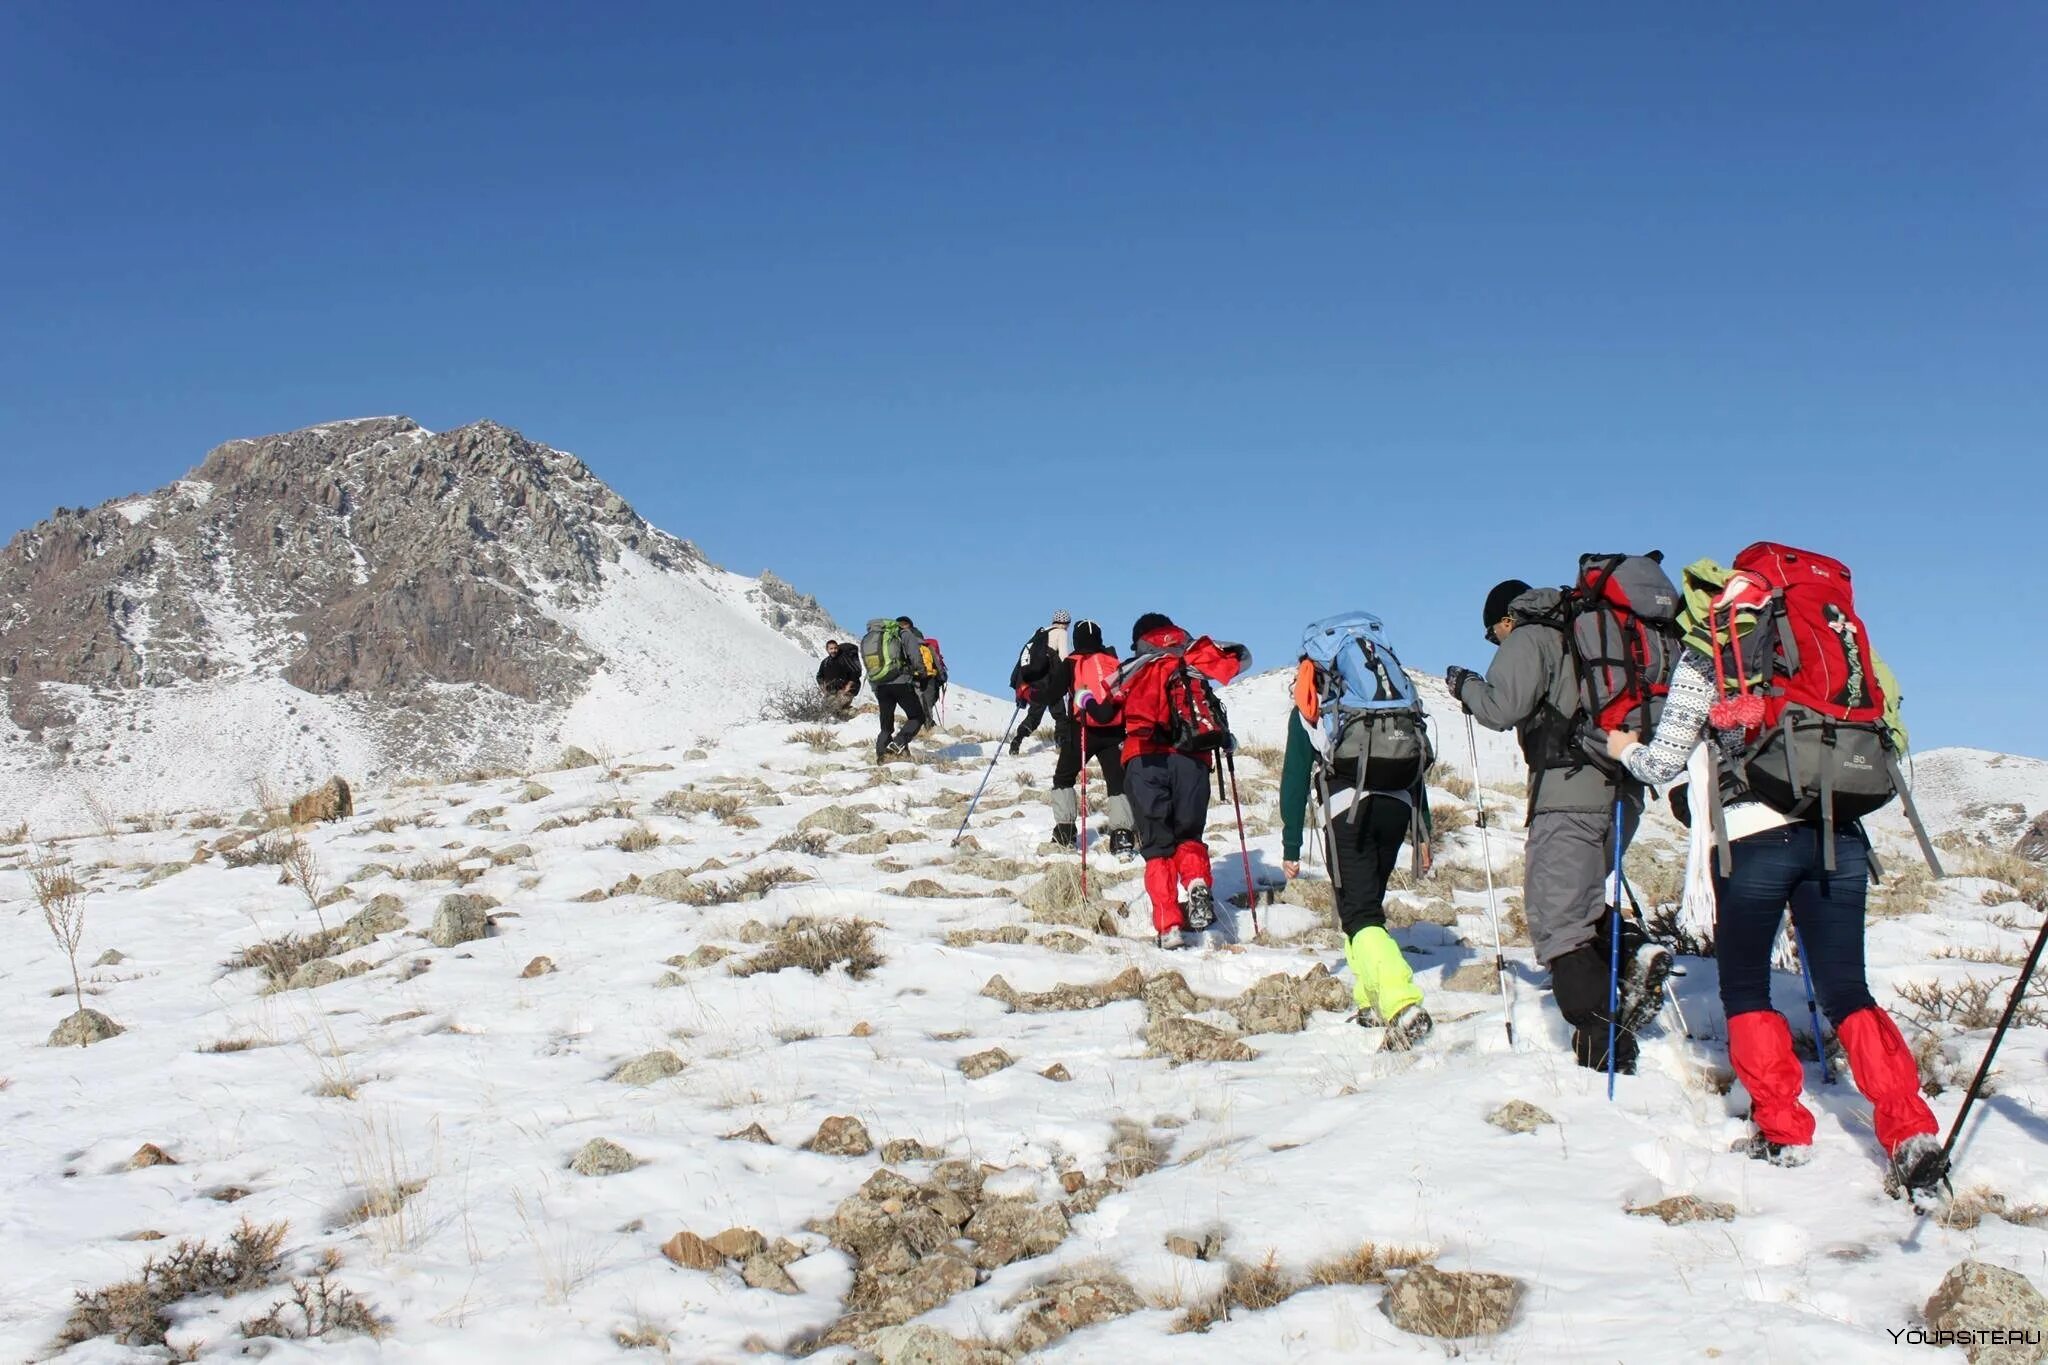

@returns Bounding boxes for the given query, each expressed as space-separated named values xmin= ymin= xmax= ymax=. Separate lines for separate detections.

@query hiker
xmin=1045 ymin=619 xmax=1135 ymax=856
xmin=1278 ymin=613 xmax=1435 ymax=1048
xmin=815 ymin=641 xmax=861 ymax=706
xmin=1606 ymin=545 xmax=1947 ymax=1199
xmin=1115 ymin=612 xmax=1250 ymax=949
xmin=917 ymin=636 xmax=948 ymax=728
xmin=1009 ymin=610 xmax=1072 ymax=754
xmin=1447 ymin=570 xmax=1674 ymax=1075
xmin=860 ymin=615 xmax=934 ymax=761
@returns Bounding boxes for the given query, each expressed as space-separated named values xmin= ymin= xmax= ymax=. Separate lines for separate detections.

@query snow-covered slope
xmin=2 ymin=707 xmax=2042 ymax=1363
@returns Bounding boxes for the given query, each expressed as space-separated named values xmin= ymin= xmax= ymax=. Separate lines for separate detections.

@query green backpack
xmin=861 ymin=618 xmax=906 ymax=685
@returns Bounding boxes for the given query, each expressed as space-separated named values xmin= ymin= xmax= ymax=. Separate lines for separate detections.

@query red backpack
xmin=1159 ymin=657 xmax=1231 ymax=754
xmin=1700 ymin=542 xmax=1936 ymax=872
xmin=1070 ymin=651 xmax=1122 ymax=729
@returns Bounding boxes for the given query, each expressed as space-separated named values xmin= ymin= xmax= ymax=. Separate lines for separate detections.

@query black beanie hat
xmin=1131 ymin=612 xmax=1175 ymax=649
xmin=1483 ymin=580 xmax=1530 ymax=638
xmin=1072 ymin=619 xmax=1105 ymax=654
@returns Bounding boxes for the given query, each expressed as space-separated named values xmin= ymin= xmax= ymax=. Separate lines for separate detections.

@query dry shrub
xmin=1895 ymin=975 xmax=2045 ymax=1031
xmin=1936 ymin=1186 xmax=2048 ymax=1232
xmin=1308 ymin=1242 xmax=1436 ymax=1286
xmin=229 ymin=931 xmax=341 ymax=990
xmin=1868 ymin=861 xmax=1936 ymax=918
xmin=29 ymin=844 xmax=91 ymax=1017
xmin=223 ymin=835 xmax=292 ymax=869
xmin=1934 ymin=943 xmax=2031 ymax=967
xmin=57 ymin=1219 xmax=287 ymax=1349
xmin=2 ymin=820 xmax=30 ymax=845
xmin=655 ymin=788 xmax=746 ymax=822
xmin=1239 ymin=744 xmax=1287 ymax=775
xmin=731 ymin=918 xmax=884 ymax=981
xmin=616 ymin=825 xmax=661 ymax=853
xmin=399 ymin=856 xmax=462 ymax=882
xmin=1427 ymin=801 xmax=1474 ymax=855
xmin=240 ymin=1256 xmax=385 ymax=1341
xmin=1174 ymin=1251 xmax=1297 ymax=1334
xmin=1426 ymin=761 xmax=1474 ymax=801
xmin=1624 ymin=842 xmax=1686 ymax=911
xmin=760 ymin=683 xmax=849 ymax=725
xmin=1646 ymin=903 xmax=1716 ymax=958
xmin=1954 ymin=846 xmax=2047 ymax=897
xmin=790 ymin=726 xmax=839 ymax=752
xmin=674 ymin=865 xmax=813 ymax=907
xmin=769 ymin=830 xmax=833 ymax=857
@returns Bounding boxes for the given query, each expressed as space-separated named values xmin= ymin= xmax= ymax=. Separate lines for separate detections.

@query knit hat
xmin=1051 ymin=610 xmax=1071 ymax=625
xmin=1483 ymin=580 xmax=1530 ymax=642
xmin=1072 ymin=619 xmax=1105 ymax=654
xmin=1131 ymin=612 xmax=1176 ymax=649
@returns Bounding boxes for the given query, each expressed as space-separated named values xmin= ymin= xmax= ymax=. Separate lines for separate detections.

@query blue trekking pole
xmin=1607 ymin=799 xmax=1625 ymax=1101
xmin=1792 ymin=925 xmax=1835 ymax=1084
xmin=952 ymin=703 xmax=1024 ymax=847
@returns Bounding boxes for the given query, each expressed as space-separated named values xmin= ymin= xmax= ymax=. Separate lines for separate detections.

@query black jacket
xmin=817 ymin=651 xmax=861 ymax=693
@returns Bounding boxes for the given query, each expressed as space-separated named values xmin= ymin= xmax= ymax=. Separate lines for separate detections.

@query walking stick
xmin=1464 ymin=715 xmax=1516 ymax=1048
xmin=952 ymin=703 xmax=1024 ymax=846
xmin=1791 ymin=925 xmax=1835 ymax=1084
xmin=1224 ymin=748 xmax=1259 ymax=939
xmin=1943 ymin=894 xmax=2048 ymax=1167
xmin=1608 ymin=798 xmax=1625 ymax=1101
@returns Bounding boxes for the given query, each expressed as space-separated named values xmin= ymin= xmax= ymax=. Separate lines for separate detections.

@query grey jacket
xmin=1458 ymin=587 xmax=1643 ymax=817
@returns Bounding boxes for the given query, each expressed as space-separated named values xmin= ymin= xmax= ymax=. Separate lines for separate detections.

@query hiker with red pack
xmin=1112 ymin=612 xmax=1250 ymax=949
xmin=1606 ymin=543 xmax=1950 ymax=1203
xmin=1042 ymin=619 xmax=1135 ymax=856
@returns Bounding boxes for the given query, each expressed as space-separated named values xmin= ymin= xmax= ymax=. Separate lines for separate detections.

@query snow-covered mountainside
xmin=0 ymin=417 xmax=845 ymax=828
xmin=1 ymin=692 xmax=2043 ymax=1362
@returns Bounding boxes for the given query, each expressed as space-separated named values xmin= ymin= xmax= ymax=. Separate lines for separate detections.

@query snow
xmin=111 ymin=497 xmax=156 ymax=526
xmin=2 ymin=703 xmax=2042 ymax=1362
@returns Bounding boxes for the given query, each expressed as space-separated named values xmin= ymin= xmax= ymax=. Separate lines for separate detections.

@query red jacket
xmin=1117 ymin=625 xmax=1250 ymax=765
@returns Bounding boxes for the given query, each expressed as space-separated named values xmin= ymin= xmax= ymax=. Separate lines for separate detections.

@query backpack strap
xmin=1880 ymin=747 xmax=1946 ymax=877
xmin=1704 ymin=748 xmax=1734 ymax=878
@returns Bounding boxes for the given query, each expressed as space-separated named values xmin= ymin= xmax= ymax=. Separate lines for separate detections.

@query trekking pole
xmin=1223 ymin=747 xmax=1260 ymax=939
xmin=952 ymin=703 xmax=1024 ymax=846
xmin=1942 ymin=893 xmax=2048 ymax=1168
xmin=1464 ymin=715 xmax=1515 ymax=1048
xmin=1607 ymin=798 xmax=1625 ymax=1102
xmin=1791 ymin=925 xmax=1835 ymax=1085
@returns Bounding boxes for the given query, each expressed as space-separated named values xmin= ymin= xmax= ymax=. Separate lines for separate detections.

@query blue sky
xmin=3 ymin=4 xmax=2042 ymax=755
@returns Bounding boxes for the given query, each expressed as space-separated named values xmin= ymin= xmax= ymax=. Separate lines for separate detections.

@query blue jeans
xmin=1712 ymin=822 xmax=1875 ymax=1024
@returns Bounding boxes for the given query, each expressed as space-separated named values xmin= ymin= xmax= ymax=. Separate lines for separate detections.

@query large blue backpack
xmin=1301 ymin=612 xmax=1432 ymax=795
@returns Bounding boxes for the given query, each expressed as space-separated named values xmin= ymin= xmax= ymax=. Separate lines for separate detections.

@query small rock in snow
xmin=1381 ymin=1265 xmax=1524 ymax=1338
xmin=661 ymin=1230 xmax=723 ymax=1270
xmin=803 ymin=1115 xmax=874 ymax=1156
xmin=569 ymin=1138 xmax=639 ymax=1176
xmin=48 ymin=1009 xmax=124 ymax=1048
xmin=958 ymin=1047 xmax=1015 ymax=1079
xmin=1487 ymin=1100 xmax=1555 ymax=1134
xmin=520 ymin=955 xmax=556 ymax=978
xmin=1628 ymin=1195 xmax=1736 ymax=1225
xmin=126 ymin=1143 xmax=176 ymax=1170
xmin=610 ymin=1050 xmax=684 ymax=1085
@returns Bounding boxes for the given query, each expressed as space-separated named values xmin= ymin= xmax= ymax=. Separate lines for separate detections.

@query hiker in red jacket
xmin=1115 ymin=612 xmax=1251 ymax=949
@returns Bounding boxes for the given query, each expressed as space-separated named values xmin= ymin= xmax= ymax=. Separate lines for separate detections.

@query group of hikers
xmin=816 ymin=621 xmax=947 ymax=756
xmin=818 ymin=543 xmax=1954 ymax=1203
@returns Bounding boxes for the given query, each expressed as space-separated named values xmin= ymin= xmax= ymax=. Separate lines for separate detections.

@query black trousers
xmin=1327 ymin=795 xmax=1411 ymax=939
xmin=874 ymin=682 xmax=927 ymax=746
xmin=1053 ymin=721 xmax=1127 ymax=796
xmin=1126 ymin=752 xmax=1211 ymax=861
xmin=1018 ymin=699 xmax=1050 ymax=738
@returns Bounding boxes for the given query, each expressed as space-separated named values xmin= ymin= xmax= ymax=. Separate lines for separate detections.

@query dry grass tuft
xmin=57 ymin=1219 xmax=287 ymax=1349
xmin=1868 ymin=861 xmax=1937 ymax=918
xmin=1308 ymin=1241 xmax=1437 ymax=1286
xmin=655 ymin=788 xmax=747 ymax=822
xmin=228 ymin=931 xmax=341 ymax=990
xmin=731 ymin=917 xmax=885 ymax=981
xmin=769 ymin=830 xmax=833 ymax=857
xmin=616 ymin=825 xmax=661 ymax=853
xmin=790 ymin=726 xmax=839 ymax=752
xmin=661 ymin=865 xmax=813 ymax=907
xmin=1426 ymin=760 xmax=1474 ymax=800
xmin=222 ymin=835 xmax=293 ymax=869
xmin=1174 ymin=1251 xmax=1299 ymax=1334
xmin=398 ymin=855 xmax=463 ymax=882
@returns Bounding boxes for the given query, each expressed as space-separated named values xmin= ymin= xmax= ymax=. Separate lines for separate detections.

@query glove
xmin=1445 ymin=666 xmax=1479 ymax=706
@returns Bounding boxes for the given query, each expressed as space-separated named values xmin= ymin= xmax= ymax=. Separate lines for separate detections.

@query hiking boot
xmin=1051 ymin=823 xmax=1078 ymax=849
xmin=1618 ymin=941 xmax=1676 ymax=1038
xmin=1353 ymin=1006 xmax=1386 ymax=1030
xmin=1385 ymin=1004 xmax=1434 ymax=1051
xmin=1009 ymin=734 xmax=1025 ymax=756
xmin=1884 ymin=1133 xmax=1952 ymax=1206
xmin=1183 ymin=883 xmax=1216 ymax=932
xmin=883 ymin=740 xmax=911 ymax=759
xmin=874 ymin=735 xmax=890 ymax=763
xmin=1156 ymin=931 xmax=1185 ymax=951
xmin=1109 ymin=828 xmax=1136 ymax=860
xmin=1732 ymin=1132 xmax=1814 ymax=1167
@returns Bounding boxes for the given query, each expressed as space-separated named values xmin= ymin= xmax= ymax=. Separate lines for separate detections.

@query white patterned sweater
xmin=1617 ymin=646 xmax=1792 ymax=844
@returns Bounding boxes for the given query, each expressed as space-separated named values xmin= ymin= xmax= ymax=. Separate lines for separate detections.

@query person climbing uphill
xmin=1606 ymin=545 xmax=1948 ymax=1203
xmin=1009 ymin=610 xmax=1072 ymax=754
xmin=1044 ymin=618 xmax=1135 ymax=856
xmin=1114 ymin=612 xmax=1250 ymax=950
xmin=1279 ymin=613 xmax=1435 ymax=1049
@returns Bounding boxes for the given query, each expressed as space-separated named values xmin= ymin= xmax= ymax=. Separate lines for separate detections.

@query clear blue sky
xmin=3 ymin=4 xmax=2042 ymax=755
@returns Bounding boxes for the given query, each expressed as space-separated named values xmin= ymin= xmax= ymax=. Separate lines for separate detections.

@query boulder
xmin=964 ymin=1199 xmax=1069 ymax=1268
xmin=2017 ymin=812 xmax=2048 ymax=864
xmin=520 ymin=955 xmax=556 ymax=978
xmin=881 ymin=1138 xmax=944 ymax=1164
xmin=661 ymin=1230 xmax=723 ymax=1270
xmin=959 ymin=1047 xmax=1015 ymax=1079
xmin=48 ymin=1009 xmax=124 ymax=1047
xmin=798 ymin=805 xmax=875 ymax=836
xmin=1381 ymin=1265 xmax=1523 ymax=1338
xmin=1924 ymin=1261 xmax=2048 ymax=1365
xmin=1487 ymin=1100 xmax=1555 ymax=1135
xmin=520 ymin=781 xmax=553 ymax=803
xmin=429 ymin=893 xmax=496 ymax=947
xmin=1007 ymin=1274 xmax=1144 ymax=1354
xmin=570 ymin=1138 xmax=639 ymax=1176
xmin=708 ymin=1227 xmax=766 ymax=1260
xmin=336 ymin=895 xmax=408 ymax=949
xmin=289 ymin=777 xmax=354 ymax=825
xmin=871 ymin=1325 xmax=977 ymax=1365
xmin=1628 ymin=1195 xmax=1736 ymax=1226
xmin=610 ymin=1050 xmax=684 ymax=1085
xmin=723 ymin=1122 xmax=774 ymax=1144
xmin=1146 ymin=1015 xmax=1257 ymax=1064
xmin=740 ymin=1251 xmax=800 ymax=1294
xmin=804 ymin=1115 xmax=874 ymax=1156
xmin=555 ymin=745 xmax=599 ymax=771
xmin=286 ymin=958 xmax=348 ymax=991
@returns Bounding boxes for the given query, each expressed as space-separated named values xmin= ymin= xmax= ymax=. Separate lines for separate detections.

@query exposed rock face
xmin=2018 ymin=811 xmax=2048 ymax=863
xmin=1924 ymin=1261 xmax=2048 ymax=1365
xmin=0 ymin=416 xmax=840 ymax=802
